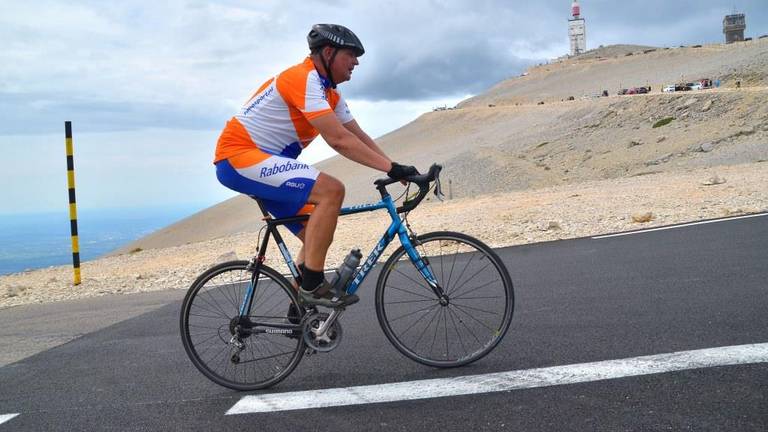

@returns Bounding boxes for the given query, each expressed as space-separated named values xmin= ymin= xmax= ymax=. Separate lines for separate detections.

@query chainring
xmin=301 ymin=311 xmax=343 ymax=352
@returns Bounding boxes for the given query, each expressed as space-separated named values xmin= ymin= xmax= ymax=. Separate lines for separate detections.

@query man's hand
xmin=387 ymin=162 xmax=419 ymax=181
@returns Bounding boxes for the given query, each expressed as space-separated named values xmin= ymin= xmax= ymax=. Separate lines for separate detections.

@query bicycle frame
xmin=239 ymin=191 xmax=442 ymax=317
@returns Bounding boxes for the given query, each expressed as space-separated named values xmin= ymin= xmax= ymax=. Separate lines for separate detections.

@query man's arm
xmin=342 ymin=119 xmax=390 ymax=161
xmin=309 ymin=113 xmax=392 ymax=172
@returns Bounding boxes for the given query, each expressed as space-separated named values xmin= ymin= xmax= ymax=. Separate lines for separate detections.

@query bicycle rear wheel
xmin=375 ymin=231 xmax=514 ymax=367
xmin=180 ymin=260 xmax=304 ymax=390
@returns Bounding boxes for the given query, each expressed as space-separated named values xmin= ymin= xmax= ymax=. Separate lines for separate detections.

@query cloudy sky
xmin=1 ymin=0 xmax=766 ymax=214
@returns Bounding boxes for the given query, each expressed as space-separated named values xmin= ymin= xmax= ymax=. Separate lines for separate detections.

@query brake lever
xmin=433 ymin=173 xmax=445 ymax=202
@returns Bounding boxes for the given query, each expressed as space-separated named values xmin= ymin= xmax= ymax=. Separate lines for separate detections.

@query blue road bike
xmin=180 ymin=164 xmax=514 ymax=390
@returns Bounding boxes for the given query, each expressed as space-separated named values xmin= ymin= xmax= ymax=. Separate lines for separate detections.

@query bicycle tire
xmin=375 ymin=231 xmax=514 ymax=367
xmin=180 ymin=260 xmax=305 ymax=390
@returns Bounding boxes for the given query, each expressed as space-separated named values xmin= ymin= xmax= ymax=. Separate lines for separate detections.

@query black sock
xmin=301 ymin=266 xmax=324 ymax=292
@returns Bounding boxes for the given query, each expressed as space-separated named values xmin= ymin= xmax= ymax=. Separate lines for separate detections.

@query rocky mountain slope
xmin=113 ymin=39 xmax=768 ymax=254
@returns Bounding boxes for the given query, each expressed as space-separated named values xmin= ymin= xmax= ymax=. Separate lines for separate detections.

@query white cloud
xmin=1 ymin=0 xmax=767 ymax=213
xmin=0 ymin=1 xmax=553 ymax=133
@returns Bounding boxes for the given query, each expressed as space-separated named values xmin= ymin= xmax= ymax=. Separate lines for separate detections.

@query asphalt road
xmin=1 ymin=214 xmax=767 ymax=431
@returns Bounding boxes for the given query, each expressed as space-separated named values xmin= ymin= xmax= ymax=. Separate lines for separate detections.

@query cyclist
xmin=213 ymin=24 xmax=418 ymax=308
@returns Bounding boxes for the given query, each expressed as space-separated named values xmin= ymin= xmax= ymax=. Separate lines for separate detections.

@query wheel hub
xmin=229 ymin=316 xmax=253 ymax=337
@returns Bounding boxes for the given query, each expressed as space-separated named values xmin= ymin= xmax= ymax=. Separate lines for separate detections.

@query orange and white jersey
xmin=214 ymin=57 xmax=354 ymax=163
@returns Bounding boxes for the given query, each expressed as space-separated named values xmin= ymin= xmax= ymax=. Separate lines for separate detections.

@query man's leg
xmin=301 ymin=173 xmax=344 ymax=291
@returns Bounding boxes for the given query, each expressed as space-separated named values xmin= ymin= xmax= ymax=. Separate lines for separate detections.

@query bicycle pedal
xmin=340 ymin=294 xmax=359 ymax=306
xmin=330 ymin=299 xmax=357 ymax=312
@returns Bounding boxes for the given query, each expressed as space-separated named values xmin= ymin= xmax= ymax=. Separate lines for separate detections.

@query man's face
xmin=326 ymin=47 xmax=359 ymax=84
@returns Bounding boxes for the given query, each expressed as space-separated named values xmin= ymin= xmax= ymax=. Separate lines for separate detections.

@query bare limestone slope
xmin=107 ymin=40 xmax=767 ymax=254
xmin=460 ymin=39 xmax=768 ymax=106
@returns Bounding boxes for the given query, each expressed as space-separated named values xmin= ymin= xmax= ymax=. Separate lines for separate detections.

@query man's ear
xmin=323 ymin=46 xmax=334 ymax=60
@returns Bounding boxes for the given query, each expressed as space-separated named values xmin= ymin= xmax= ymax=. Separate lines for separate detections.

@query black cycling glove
xmin=387 ymin=162 xmax=419 ymax=181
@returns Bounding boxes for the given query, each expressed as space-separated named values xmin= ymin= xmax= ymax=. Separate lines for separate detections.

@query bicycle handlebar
xmin=374 ymin=163 xmax=443 ymax=213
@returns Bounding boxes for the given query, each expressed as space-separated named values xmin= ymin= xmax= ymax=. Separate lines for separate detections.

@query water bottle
xmin=329 ymin=249 xmax=362 ymax=296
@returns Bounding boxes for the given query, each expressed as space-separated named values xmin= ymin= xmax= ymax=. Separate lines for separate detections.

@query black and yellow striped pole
xmin=65 ymin=121 xmax=81 ymax=285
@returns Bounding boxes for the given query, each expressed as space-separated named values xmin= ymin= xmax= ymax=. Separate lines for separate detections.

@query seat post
xmin=250 ymin=196 xmax=270 ymax=218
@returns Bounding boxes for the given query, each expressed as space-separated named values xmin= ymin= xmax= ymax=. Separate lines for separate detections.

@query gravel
xmin=2 ymin=162 xmax=766 ymax=309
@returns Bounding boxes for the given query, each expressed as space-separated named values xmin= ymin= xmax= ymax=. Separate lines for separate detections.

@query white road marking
xmin=226 ymin=343 xmax=768 ymax=415
xmin=592 ymin=213 xmax=768 ymax=239
xmin=0 ymin=414 xmax=19 ymax=425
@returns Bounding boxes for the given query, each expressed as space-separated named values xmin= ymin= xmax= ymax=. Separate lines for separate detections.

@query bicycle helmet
xmin=307 ymin=24 xmax=365 ymax=57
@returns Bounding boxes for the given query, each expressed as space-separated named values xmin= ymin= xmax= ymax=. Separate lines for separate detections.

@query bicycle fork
xmin=400 ymin=232 xmax=448 ymax=303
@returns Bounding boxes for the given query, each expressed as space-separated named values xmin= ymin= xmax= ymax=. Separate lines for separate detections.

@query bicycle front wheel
xmin=375 ymin=231 xmax=514 ymax=367
xmin=180 ymin=260 xmax=304 ymax=391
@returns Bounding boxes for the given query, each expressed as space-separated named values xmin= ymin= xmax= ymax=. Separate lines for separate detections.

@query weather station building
xmin=568 ymin=0 xmax=586 ymax=56
xmin=723 ymin=12 xmax=746 ymax=44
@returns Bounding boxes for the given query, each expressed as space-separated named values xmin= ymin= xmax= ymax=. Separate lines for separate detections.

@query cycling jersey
xmin=214 ymin=56 xmax=354 ymax=163
xmin=213 ymin=57 xmax=354 ymax=235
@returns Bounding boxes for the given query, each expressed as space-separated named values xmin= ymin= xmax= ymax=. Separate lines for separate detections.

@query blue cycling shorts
xmin=215 ymin=150 xmax=319 ymax=235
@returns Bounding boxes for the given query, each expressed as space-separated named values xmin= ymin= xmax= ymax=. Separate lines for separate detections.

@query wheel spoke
xmin=393 ymin=303 xmax=441 ymax=339
xmin=388 ymin=302 xmax=440 ymax=323
xmin=188 ymin=323 xmax=227 ymax=331
xmin=393 ymin=267 xmax=432 ymax=293
xmin=450 ymin=277 xmax=503 ymax=301
xmin=451 ymin=303 xmax=497 ymax=333
xmin=451 ymin=301 xmax=501 ymax=316
xmin=386 ymin=284 xmax=435 ymax=301
xmin=413 ymin=306 xmax=442 ymax=347
xmin=385 ymin=298 xmax=435 ymax=305
xmin=446 ymin=247 xmax=479 ymax=296
xmin=222 ymin=278 xmax=244 ymax=312
xmin=428 ymin=306 xmax=444 ymax=356
xmin=448 ymin=260 xmax=492 ymax=297
xmin=188 ymin=311 xmax=230 ymax=321
xmin=196 ymin=288 xmax=234 ymax=319
xmin=189 ymin=331 xmax=224 ymax=347
xmin=447 ymin=306 xmax=472 ymax=355
xmin=443 ymin=308 xmax=450 ymax=359
xmin=443 ymin=241 xmax=462 ymax=293
xmin=237 ymin=348 xmax=296 ymax=365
